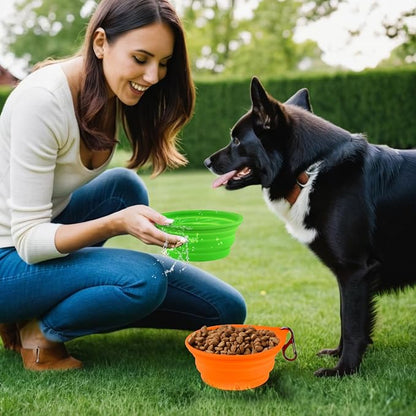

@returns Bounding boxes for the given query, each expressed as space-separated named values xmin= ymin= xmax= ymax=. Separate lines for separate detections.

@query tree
xmin=221 ymin=0 xmax=325 ymax=77
xmin=4 ymin=0 xmax=328 ymax=77
xmin=181 ymin=0 xmax=326 ymax=77
xmin=299 ymin=0 xmax=346 ymax=21
xmin=4 ymin=0 xmax=414 ymax=77
xmin=300 ymin=0 xmax=416 ymax=67
xmin=3 ymin=0 xmax=95 ymax=69
xmin=383 ymin=6 xmax=416 ymax=65
xmin=180 ymin=0 xmax=242 ymax=74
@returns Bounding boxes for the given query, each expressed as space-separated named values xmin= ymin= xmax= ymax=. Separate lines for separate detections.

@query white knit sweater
xmin=0 ymin=64 xmax=113 ymax=264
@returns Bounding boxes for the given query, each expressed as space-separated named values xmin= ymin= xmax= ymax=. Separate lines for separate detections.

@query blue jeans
xmin=0 ymin=168 xmax=246 ymax=342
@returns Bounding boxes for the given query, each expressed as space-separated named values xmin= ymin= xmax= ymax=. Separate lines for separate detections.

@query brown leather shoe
xmin=0 ymin=323 xmax=21 ymax=352
xmin=20 ymin=343 xmax=83 ymax=371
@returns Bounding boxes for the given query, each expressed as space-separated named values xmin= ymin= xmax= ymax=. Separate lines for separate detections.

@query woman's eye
xmin=133 ymin=56 xmax=146 ymax=65
xmin=160 ymin=59 xmax=171 ymax=68
xmin=232 ymin=137 xmax=240 ymax=145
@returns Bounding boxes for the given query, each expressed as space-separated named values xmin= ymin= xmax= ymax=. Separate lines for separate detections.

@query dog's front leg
xmin=315 ymin=264 xmax=377 ymax=377
xmin=317 ymin=286 xmax=343 ymax=358
xmin=317 ymin=281 xmax=344 ymax=358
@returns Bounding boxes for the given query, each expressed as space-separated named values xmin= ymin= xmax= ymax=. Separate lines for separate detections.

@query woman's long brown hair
xmin=79 ymin=0 xmax=194 ymax=176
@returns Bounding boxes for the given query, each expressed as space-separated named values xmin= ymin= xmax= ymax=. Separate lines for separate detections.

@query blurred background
xmin=0 ymin=0 xmax=415 ymax=79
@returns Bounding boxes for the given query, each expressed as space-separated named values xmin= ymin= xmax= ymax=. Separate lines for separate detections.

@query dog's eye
xmin=232 ymin=137 xmax=240 ymax=145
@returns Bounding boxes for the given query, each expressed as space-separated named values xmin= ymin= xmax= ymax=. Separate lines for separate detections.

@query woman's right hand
xmin=55 ymin=204 xmax=186 ymax=255
xmin=115 ymin=205 xmax=187 ymax=248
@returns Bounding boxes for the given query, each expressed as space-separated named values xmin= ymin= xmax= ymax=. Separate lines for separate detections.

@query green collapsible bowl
xmin=157 ymin=210 xmax=243 ymax=261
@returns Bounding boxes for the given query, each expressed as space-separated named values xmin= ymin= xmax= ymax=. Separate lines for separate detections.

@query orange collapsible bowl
xmin=185 ymin=325 xmax=297 ymax=391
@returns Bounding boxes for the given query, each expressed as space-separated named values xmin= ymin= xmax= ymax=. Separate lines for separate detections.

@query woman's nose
xmin=143 ymin=63 xmax=160 ymax=85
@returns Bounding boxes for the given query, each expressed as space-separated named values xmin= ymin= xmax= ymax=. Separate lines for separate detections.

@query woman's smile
xmin=130 ymin=81 xmax=149 ymax=93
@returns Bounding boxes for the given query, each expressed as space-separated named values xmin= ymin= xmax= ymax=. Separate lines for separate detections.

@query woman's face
xmin=95 ymin=22 xmax=174 ymax=106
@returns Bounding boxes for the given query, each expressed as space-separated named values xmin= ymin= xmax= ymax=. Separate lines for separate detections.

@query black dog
xmin=204 ymin=77 xmax=416 ymax=377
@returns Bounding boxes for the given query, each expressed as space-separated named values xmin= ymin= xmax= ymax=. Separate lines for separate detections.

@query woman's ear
xmin=93 ymin=28 xmax=106 ymax=59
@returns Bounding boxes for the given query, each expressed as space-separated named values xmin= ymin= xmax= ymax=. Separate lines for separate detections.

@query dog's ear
xmin=250 ymin=77 xmax=285 ymax=131
xmin=285 ymin=88 xmax=313 ymax=112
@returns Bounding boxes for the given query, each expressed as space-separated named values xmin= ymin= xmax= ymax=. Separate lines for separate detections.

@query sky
xmin=294 ymin=0 xmax=416 ymax=71
xmin=0 ymin=0 xmax=415 ymax=76
xmin=172 ymin=0 xmax=415 ymax=71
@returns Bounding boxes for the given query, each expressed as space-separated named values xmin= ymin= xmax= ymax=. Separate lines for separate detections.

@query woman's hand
xmin=116 ymin=205 xmax=186 ymax=248
xmin=55 ymin=204 xmax=186 ymax=255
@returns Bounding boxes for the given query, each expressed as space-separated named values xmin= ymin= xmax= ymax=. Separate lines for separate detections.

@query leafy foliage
xmin=3 ymin=0 xmax=93 ymax=67
xmin=219 ymin=0 xmax=323 ymax=77
xmin=1 ymin=67 xmax=415 ymax=169
xmin=300 ymin=0 xmax=346 ymax=21
xmin=3 ymin=0 xmax=328 ymax=75
xmin=383 ymin=6 xmax=416 ymax=64
xmin=180 ymin=0 xmax=326 ymax=77
xmin=176 ymin=68 xmax=416 ymax=169
xmin=3 ymin=0 xmax=416 ymax=74
xmin=180 ymin=0 xmax=242 ymax=74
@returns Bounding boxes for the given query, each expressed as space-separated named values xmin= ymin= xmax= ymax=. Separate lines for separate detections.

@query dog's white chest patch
xmin=262 ymin=167 xmax=320 ymax=245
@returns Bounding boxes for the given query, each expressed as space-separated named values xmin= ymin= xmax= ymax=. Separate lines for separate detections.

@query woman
xmin=0 ymin=0 xmax=246 ymax=371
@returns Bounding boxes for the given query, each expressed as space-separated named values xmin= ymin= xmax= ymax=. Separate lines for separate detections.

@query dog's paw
xmin=317 ymin=347 xmax=341 ymax=357
xmin=314 ymin=366 xmax=357 ymax=377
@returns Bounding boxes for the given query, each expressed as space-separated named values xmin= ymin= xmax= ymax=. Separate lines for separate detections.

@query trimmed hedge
xmin=180 ymin=67 xmax=416 ymax=169
xmin=1 ymin=68 xmax=415 ymax=169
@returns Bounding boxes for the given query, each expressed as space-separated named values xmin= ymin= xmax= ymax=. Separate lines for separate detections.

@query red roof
xmin=0 ymin=65 xmax=19 ymax=86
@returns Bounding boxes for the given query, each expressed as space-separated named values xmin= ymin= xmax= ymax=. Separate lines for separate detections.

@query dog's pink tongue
xmin=212 ymin=170 xmax=237 ymax=189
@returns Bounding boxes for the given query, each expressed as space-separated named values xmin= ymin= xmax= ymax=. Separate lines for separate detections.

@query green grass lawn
xmin=1 ymin=164 xmax=415 ymax=416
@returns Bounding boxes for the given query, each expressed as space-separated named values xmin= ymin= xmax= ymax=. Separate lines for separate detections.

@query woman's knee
xmin=105 ymin=167 xmax=149 ymax=206
xmin=72 ymin=249 xmax=169 ymax=319
xmin=220 ymin=290 xmax=247 ymax=324
xmin=118 ymin=255 xmax=168 ymax=315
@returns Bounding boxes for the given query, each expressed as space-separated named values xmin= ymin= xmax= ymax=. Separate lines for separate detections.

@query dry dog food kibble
xmin=188 ymin=325 xmax=280 ymax=355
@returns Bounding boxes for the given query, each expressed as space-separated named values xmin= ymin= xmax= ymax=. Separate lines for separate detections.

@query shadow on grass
xmin=2 ymin=325 xmax=414 ymax=412
xmin=71 ymin=328 xmax=310 ymax=398
xmin=70 ymin=328 xmax=192 ymax=369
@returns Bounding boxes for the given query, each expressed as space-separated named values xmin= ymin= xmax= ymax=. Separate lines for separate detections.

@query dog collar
xmin=285 ymin=162 xmax=322 ymax=206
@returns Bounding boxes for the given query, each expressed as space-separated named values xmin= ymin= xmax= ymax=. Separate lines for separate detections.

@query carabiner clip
xmin=281 ymin=327 xmax=297 ymax=361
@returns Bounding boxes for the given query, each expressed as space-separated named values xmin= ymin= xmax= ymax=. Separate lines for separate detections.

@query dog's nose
xmin=204 ymin=157 xmax=211 ymax=168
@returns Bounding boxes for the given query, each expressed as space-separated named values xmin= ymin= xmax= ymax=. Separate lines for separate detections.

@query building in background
xmin=0 ymin=65 xmax=19 ymax=86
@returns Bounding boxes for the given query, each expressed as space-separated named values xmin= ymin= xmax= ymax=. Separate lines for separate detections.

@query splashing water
xmin=161 ymin=224 xmax=192 ymax=263
xmin=161 ymin=227 xmax=191 ymax=276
